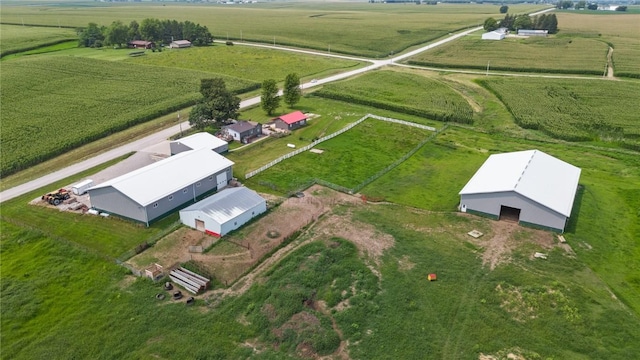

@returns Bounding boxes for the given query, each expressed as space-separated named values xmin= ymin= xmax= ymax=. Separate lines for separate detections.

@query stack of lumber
xmin=169 ymin=267 xmax=210 ymax=294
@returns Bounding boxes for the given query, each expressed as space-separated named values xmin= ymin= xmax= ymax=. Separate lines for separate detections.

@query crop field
xmin=129 ymin=45 xmax=364 ymax=83
xmin=556 ymin=12 xmax=640 ymax=78
xmin=407 ymin=35 xmax=608 ymax=75
xmin=2 ymin=130 xmax=639 ymax=358
xmin=0 ymin=24 xmax=77 ymax=57
xmin=477 ymin=77 xmax=640 ymax=147
xmin=244 ymin=119 xmax=432 ymax=193
xmin=0 ymin=3 xmax=548 ymax=57
xmin=312 ymin=70 xmax=475 ymax=124
xmin=0 ymin=55 xmax=257 ymax=177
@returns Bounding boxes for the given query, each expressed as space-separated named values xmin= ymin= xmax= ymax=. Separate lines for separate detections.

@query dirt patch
xmin=398 ymin=255 xmax=415 ymax=271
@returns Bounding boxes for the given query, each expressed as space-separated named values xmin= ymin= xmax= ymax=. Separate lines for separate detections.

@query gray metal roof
xmin=459 ymin=150 xmax=581 ymax=217
xmin=180 ymin=187 xmax=265 ymax=224
xmin=224 ymin=121 xmax=258 ymax=133
xmin=171 ymin=132 xmax=227 ymax=151
xmin=90 ymin=148 xmax=233 ymax=206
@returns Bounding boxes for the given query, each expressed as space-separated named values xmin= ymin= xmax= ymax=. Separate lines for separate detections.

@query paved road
xmin=0 ymin=9 xmax=555 ymax=203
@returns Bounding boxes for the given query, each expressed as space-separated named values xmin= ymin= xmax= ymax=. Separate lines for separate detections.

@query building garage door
xmin=216 ymin=172 xmax=228 ymax=189
xmin=195 ymin=219 xmax=205 ymax=231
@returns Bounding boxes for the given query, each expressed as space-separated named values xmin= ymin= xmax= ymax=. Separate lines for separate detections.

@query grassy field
xmin=406 ymin=35 xmax=609 ymax=75
xmin=0 ymin=55 xmax=256 ymax=177
xmin=0 ymin=3 xmax=548 ymax=57
xmin=555 ymin=12 xmax=640 ymax=78
xmin=129 ymin=44 xmax=364 ymax=83
xmin=312 ymin=70 xmax=474 ymax=124
xmin=477 ymin=77 xmax=640 ymax=147
xmin=0 ymin=24 xmax=77 ymax=57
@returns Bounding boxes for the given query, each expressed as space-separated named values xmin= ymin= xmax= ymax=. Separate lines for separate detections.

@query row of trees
xmin=261 ymin=74 xmax=302 ymax=115
xmin=77 ymin=18 xmax=212 ymax=48
xmin=484 ymin=13 xmax=559 ymax=34
xmin=188 ymin=74 xmax=303 ymax=130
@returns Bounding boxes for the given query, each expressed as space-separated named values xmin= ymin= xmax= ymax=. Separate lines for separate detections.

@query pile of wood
xmin=169 ymin=267 xmax=210 ymax=294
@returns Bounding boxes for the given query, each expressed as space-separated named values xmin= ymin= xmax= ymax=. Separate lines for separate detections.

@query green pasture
xmin=477 ymin=77 xmax=640 ymax=147
xmin=556 ymin=12 xmax=640 ymax=78
xmin=312 ymin=70 xmax=474 ymax=123
xmin=244 ymin=118 xmax=432 ymax=193
xmin=407 ymin=35 xmax=608 ymax=75
xmin=0 ymin=24 xmax=77 ymax=57
xmin=0 ymin=3 xmax=548 ymax=58
xmin=128 ymin=44 xmax=364 ymax=83
xmin=0 ymin=55 xmax=256 ymax=177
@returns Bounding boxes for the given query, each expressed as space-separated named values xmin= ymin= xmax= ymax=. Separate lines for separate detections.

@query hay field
xmin=0 ymin=24 xmax=76 ymax=56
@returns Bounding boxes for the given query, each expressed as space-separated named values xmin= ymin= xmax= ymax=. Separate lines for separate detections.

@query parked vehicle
xmin=42 ymin=189 xmax=71 ymax=206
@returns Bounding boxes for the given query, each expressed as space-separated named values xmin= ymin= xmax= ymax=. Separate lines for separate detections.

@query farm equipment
xmin=42 ymin=189 xmax=71 ymax=206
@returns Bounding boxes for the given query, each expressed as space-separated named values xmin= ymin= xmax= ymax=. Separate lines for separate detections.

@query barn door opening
xmin=195 ymin=219 xmax=205 ymax=231
xmin=499 ymin=205 xmax=521 ymax=222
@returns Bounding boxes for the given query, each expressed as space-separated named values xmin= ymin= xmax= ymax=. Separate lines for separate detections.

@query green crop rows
xmin=312 ymin=70 xmax=474 ymax=124
xmin=408 ymin=36 xmax=608 ymax=75
xmin=0 ymin=24 xmax=77 ymax=57
xmin=0 ymin=56 xmax=257 ymax=176
xmin=477 ymin=77 xmax=640 ymax=148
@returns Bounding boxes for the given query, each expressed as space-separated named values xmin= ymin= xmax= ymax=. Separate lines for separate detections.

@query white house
xmin=459 ymin=150 xmax=581 ymax=232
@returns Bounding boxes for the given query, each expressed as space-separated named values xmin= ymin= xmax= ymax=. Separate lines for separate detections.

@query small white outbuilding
xmin=170 ymin=132 xmax=228 ymax=155
xmin=179 ymin=187 xmax=266 ymax=237
xmin=482 ymin=29 xmax=506 ymax=41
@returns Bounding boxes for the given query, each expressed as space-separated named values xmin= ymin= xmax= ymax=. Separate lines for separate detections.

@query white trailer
xmin=72 ymin=179 xmax=94 ymax=195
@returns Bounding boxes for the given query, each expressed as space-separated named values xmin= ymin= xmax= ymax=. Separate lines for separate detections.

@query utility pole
xmin=178 ymin=112 xmax=183 ymax=137
xmin=486 ymin=61 xmax=490 ymax=76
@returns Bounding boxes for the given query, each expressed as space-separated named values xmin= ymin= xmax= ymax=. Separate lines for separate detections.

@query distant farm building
xmin=517 ymin=29 xmax=548 ymax=37
xmin=273 ymin=111 xmax=308 ymax=131
xmin=482 ymin=29 xmax=506 ymax=40
xmin=223 ymin=120 xmax=262 ymax=143
xmin=170 ymin=132 xmax=228 ymax=155
xmin=128 ymin=40 xmax=154 ymax=49
xmin=88 ymin=148 xmax=234 ymax=226
xmin=179 ymin=187 xmax=267 ymax=237
xmin=169 ymin=40 xmax=192 ymax=48
xmin=459 ymin=149 xmax=581 ymax=233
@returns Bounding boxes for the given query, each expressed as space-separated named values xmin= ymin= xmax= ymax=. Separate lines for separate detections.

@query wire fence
xmin=244 ymin=114 xmax=436 ymax=179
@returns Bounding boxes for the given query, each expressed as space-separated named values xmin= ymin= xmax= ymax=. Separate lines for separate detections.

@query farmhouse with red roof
xmin=272 ymin=111 xmax=308 ymax=131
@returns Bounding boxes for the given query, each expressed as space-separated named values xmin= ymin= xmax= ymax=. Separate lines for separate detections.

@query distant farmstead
xmin=88 ymin=148 xmax=234 ymax=226
xmin=170 ymin=40 xmax=192 ymax=48
xmin=179 ymin=187 xmax=267 ymax=237
xmin=128 ymin=40 xmax=154 ymax=49
xmin=459 ymin=149 xmax=581 ymax=233
xmin=273 ymin=111 xmax=308 ymax=131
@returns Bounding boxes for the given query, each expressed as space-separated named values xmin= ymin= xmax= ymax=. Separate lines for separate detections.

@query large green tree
xmin=189 ymin=78 xmax=240 ymax=129
xmin=105 ymin=21 xmax=128 ymax=47
xmin=283 ymin=73 xmax=302 ymax=108
xmin=484 ymin=17 xmax=499 ymax=32
xmin=261 ymin=79 xmax=280 ymax=116
xmin=77 ymin=23 xmax=104 ymax=48
xmin=499 ymin=5 xmax=509 ymax=14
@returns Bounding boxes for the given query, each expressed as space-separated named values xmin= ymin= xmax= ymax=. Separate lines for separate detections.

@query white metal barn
xmin=88 ymin=148 xmax=234 ymax=226
xmin=179 ymin=187 xmax=266 ymax=237
xmin=459 ymin=150 xmax=581 ymax=232
xmin=482 ymin=31 xmax=505 ymax=40
xmin=170 ymin=132 xmax=228 ymax=155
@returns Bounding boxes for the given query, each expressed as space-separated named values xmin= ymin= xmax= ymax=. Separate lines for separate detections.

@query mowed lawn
xmin=0 ymin=3 xmax=548 ymax=58
xmin=0 ymin=56 xmax=256 ymax=177
xmin=129 ymin=44 xmax=364 ymax=82
xmin=407 ymin=35 xmax=608 ymax=75
xmin=0 ymin=24 xmax=77 ymax=56
xmin=556 ymin=11 xmax=640 ymax=78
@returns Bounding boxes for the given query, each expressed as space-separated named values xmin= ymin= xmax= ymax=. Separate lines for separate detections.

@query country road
xmin=0 ymin=8 xmax=556 ymax=203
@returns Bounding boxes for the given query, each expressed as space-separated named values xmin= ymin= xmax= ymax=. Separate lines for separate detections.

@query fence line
xmin=245 ymin=114 xmax=436 ymax=179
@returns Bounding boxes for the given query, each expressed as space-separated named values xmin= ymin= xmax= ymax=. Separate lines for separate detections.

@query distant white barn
xmin=169 ymin=40 xmax=192 ymax=48
xmin=179 ymin=187 xmax=266 ymax=237
xmin=482 ymin=29 xmax=506 ymax=40
xmin=170 ymin=132 xmax=228 ymax=155
xmin=459 ymin=150 xmax=581 ymax=232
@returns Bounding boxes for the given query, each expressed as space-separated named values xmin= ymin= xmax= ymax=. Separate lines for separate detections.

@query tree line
xmin=557 ymin=1 xmax=628 ymax=11
xmin=484 ymin=13 xmax=558 ymax=34
xmin=77 ymin=18 xmax=212 ymax=48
